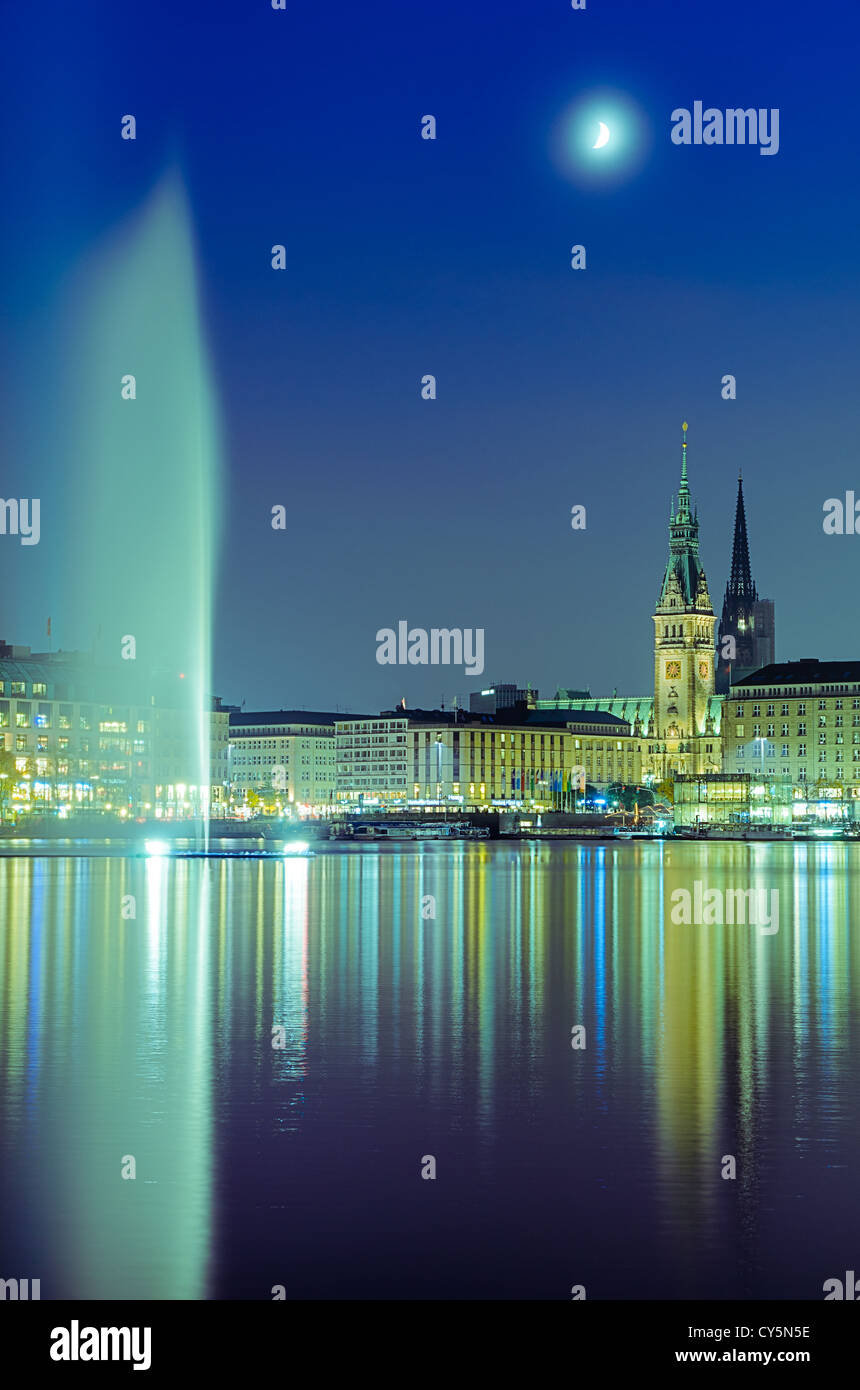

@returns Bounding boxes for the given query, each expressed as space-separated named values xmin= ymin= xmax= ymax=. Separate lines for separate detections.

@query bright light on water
xmin=3 ymin=844 xmax=859 ymax=1299
xmin=145 ymin=839 xmax=170 ymax=856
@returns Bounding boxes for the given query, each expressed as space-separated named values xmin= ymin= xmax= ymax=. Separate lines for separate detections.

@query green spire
xmin=658 ymin=421 xmax=709 ymax=610
xmin=677 ymin=420 xmax=691 ymax=520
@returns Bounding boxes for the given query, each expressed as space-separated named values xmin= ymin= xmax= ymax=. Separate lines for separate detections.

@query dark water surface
xmin=1 ymin=841 xmax=858 ymax=1300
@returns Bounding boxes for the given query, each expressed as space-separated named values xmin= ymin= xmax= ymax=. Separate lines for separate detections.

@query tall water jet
xmin=60 ymin=172 xmax=223 ymax=847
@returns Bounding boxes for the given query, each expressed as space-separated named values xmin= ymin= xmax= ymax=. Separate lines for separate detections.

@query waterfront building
xmin=525 ymin=709 xmax=644 ymax=793
xmin=0 ymin=640 xmax=228 ymax=818
xmin=721 ymin=659 xmax=860 ymax=821
xmin=334 ymin=706 xmax=644 ymax=810
xmin=228 ymin=710 xmax=342 ymax=813
xmin=673 ymin=772 xmax=751 ymax=827
xmin=335 ymin=713 xmax=411 ymax=807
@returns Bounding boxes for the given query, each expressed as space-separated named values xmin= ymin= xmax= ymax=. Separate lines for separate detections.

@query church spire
xmin=726 ymin=474 xmax=756 ymax=602
xmin=715 ymin=469 xmax=774 ymax=694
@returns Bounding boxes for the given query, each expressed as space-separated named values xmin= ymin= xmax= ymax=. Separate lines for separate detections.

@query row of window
xmin=337 ymin=722 xmax=407 ymax=734
xmin=0 ymin=704 xmax=147 ymax=733
xmin=0 ymin=681 xmax=48 ymax=696
xmin=338 ymin=735 xmax=407 ymax=747
xmin=739 ymin=695 xmax=860 ymax=706
xmin=232 ymin=726 xmax=333 ymax=737
xmin=340 ymin=778 xmax=409 ymax=787
xmin=736 ymin=702 xmax=860 ymax=716
xmin=735 ymin=723 xmax=860 ymax=738
xmin=231 ymin=737 xmax=332 ymax=748
xmin=233 ymin=755 xmax=333 ymax=766
xmin=338 ymin=764 xmax=408 ymax=775
xmin=734 ymin=749 xmax=860 ymax=763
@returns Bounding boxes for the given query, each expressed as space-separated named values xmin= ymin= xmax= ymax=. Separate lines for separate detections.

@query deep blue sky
xmin=2 ymin=0 xmax=859 ymax=711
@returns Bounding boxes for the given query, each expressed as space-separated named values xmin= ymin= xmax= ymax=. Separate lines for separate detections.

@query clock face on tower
xmin=665 ymin=660 xmax=681 ymax=679
xmin=699 ymin=660 xmax=709 ymax=679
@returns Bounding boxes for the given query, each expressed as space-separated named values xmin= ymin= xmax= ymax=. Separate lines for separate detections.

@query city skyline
xmin=4 ymin=0 xmax=860 ymax=1331
xmin=2 ymin=3 xmax=859 ymax=715
xmin=0 ymin=429 xmax=794 ymax=714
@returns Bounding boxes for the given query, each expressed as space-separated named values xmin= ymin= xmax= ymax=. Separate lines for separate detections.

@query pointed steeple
xmin=715 ymin=469 xmax=774 ymax=694
xmin=658 ymin=422 xmax=709 ymax=609
xmin=652 ymin=424 xmax=717 ymax=755
xmin=725 ymin=474 xmax=757 ymax=603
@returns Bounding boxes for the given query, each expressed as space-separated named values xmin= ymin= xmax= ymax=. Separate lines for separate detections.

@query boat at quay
xmin=331 ymin=820 xmax=491 ymax=842
xmin=673 ymin=823 xmax=860 ymax=842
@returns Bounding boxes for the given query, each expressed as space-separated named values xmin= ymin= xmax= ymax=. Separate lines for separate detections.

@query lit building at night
xmin=0 ymin=640 xmax=229 ymax=819
xmin=538 ymin=424 xmax=722 ymax=783
xmin=649 ymin=424 xmax=721 ymax=779
xmin=721 ymin=660 xmax=860 ymax=822
xmin=335 ymin=706 xmax=644 ymax=809
xmin=228 ymin=710 xmax=342 ymax=813
xmin=673 ymin=772 xmax=752 ymax=827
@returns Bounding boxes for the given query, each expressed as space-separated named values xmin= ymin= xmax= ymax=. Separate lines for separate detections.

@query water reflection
xmin=1 ymin=843 xmax=858 ymax=1299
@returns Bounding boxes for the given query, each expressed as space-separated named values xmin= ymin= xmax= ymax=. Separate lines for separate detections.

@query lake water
xmin=1 ymin=840 xmax=858 ymax=1300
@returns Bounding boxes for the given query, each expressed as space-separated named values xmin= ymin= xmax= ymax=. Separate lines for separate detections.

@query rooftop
xmin=733 ymin=661 xmax=860 ymax=688
xmin=229 ymin=709 xmax=351 ymax=728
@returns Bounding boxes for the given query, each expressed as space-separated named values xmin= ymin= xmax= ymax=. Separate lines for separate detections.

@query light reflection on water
xmin=0 ymin=841 xmax=858 ymax=1299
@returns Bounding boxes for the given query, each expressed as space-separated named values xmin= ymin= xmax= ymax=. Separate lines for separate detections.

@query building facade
xmin=335 ymin=715 xmax=411 ymax=806
xmin=228 ymin=710 xmax=341 ymax=812
xmin=673 ymin=773 xmax=751 ymax=826
xmin=334 ymin=708 xmax=644 ymax=809
xmin=0 ymin=642 xmax=229 ymax=818
xmin=721 ymin=660 xmax=860 ymax=820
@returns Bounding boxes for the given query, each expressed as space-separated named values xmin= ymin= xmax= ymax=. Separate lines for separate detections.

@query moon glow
xmin=553 ymin=90 xmax=647 ymax=187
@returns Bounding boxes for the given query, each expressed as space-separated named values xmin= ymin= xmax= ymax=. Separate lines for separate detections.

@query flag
xmin=46 ymin=617 xmax=52 ymax=637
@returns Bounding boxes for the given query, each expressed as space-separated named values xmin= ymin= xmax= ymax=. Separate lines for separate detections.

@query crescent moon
xmin=593 ymin=121 xmax=610 ymax=150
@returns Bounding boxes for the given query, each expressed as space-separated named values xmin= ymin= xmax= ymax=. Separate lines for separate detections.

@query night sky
xmin=1 ymin=0 xmax=858 ymax=712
